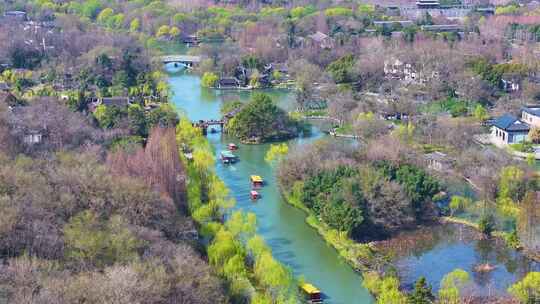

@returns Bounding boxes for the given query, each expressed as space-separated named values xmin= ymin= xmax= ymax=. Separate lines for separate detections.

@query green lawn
xmin=421 ymin=98 xmax=480 ymax=118
xmin=334 ymin=123 xmax=353 ymax=135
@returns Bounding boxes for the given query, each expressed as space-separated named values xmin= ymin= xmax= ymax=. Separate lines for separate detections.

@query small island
xmin=223 ymin=93 xmax=302 ymax=144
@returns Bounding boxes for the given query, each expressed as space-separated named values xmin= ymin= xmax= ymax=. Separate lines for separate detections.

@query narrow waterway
xmin=166 ymin=67 xmax=374 ymax=304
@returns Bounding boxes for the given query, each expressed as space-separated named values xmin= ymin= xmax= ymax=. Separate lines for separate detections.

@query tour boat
xmin=220 ymin=150 xmax=237 ymax=164
xmin=250 ymin=190 xmax=260 ymax=200
xmin=300 ymin=283 xmax=323 ymax=303
xmin=250 ymin=175 xmax=264 ymax=188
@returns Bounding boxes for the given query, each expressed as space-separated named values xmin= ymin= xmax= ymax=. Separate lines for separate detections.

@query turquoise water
xmin=167 ymin=66 xmax=374 ymax=304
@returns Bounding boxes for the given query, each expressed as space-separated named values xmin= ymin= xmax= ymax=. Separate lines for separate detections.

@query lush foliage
xmin=470 ymin=58 xmax=528 ymax=88
xmin=438 ymin=269 xmax=470 ymax=304
xmin=508 ymin=272 xmax=540 ymax=303
xmin=283 ymin=145 xmax=441 ymax=240
xmin=326 ymin=54 xmax=356 ymax=84
xmin=265 ymin=143 xmax=289 ymax=164
xmin=378 ymin=162 xmax=440 ymax=220
xmin=178 ymin=117 xmax=299 ymax=303
xmin=449 ymin=196 xmax=472 ymax=216
xmin=362 ymin=272 xmax=408 ymax=304
xmin=409 ymin=277 xmax=434 ymax=304
xmin=324 ymin=7 xmax=354 ymax=17
xmin=302 ymin=166 xmax=364 ymax=235
xmin=226 ymin=93 xmax=299 ymax=142
xmin=201 ymin=72 xmax=219 ymax=88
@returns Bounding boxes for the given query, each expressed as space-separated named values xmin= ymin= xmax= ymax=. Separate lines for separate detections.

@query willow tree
xmin=439 ymin=269 xmax=470 ymax=304
xmin=508 ymin=272 xmax=540 ymax=303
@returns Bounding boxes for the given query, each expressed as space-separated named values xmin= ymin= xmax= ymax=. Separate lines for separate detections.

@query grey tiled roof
xmin=492 ymin=114 xmax=530 ymax=132
xmin=521 ymin=106 xmax=540 ymax=117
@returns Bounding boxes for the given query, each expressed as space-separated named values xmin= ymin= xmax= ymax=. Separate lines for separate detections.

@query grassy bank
xmin=178 ymin=119 xmax=299 ymax=303
xmin=443 ymin=216 xmax=540 ymax=262
xmin=282 ymin=191 xmax=385 ymax=273
xmin=442 ymin=216 xmax=511 ymax=241
xmin=281 ymin=191 xmax=408 ymax=302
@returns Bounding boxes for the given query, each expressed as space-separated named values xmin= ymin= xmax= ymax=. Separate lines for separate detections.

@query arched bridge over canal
xmin=161 ymin=55 xmax=201 ymax=67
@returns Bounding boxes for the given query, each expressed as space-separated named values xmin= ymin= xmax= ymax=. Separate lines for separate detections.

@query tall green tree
xmin=409 ymin=277 xmax=434 ymax=304
xmin=128 ymin=104 xmax=147 ymax=137
xmin=327 ymin=54 xmax=356 ymax=83
xmin=227 ymin=93 xmax=298 ymax=142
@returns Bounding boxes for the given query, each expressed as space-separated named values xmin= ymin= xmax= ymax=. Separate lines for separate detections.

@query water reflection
xmin=377 ymin=223 xmax=540 ymax=297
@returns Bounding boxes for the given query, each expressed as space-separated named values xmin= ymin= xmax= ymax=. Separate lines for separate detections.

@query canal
xmin=166 ymin=67 xmax=374 ymax=303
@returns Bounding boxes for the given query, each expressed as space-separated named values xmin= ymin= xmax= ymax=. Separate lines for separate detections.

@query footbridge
xmin=161 ymin=55 xmax=201 ymax=67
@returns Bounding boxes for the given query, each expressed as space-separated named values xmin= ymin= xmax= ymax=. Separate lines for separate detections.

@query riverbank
xmin=373 ymin=220 xmax=540 ymax=299
xmin=282 ymin=191 xmax=389 ymax=274
xmin=168 ymin=68 xmax=374 ymax=303
xmin=282 ymin=189 xmax=540 ymax=301
xmin=178 ymin=119 xmax=301 ymax=302
xmin=205 ymin=81 xmax=296 ymax=91
xmin=442 ymin=216 xmax=540 ymax=262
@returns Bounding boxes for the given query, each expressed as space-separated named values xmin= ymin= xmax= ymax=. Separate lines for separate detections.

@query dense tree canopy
xmin=280 ymin=141 xmax=441 ymax=240
xmin=226 ymin=93 xmax=300 ymax=143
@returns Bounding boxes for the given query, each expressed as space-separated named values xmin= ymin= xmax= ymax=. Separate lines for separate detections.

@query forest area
xmin=0 ymin=0 xmax=539 ymax=303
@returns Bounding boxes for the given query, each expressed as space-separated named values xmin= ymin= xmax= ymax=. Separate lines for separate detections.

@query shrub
xmin=449 ymin=196 xmax=472 ymax=216
xmin=326 ymin=54 xmax=356 ymax=83
xmin=510 ymin=142 xmax=534 ymax=153
xmin=201 ymin=72 xmax=219 ymax=88
xmin=409 ymin=277 xmax=434 ymax=304
xmin=324 ymin=7 xmax=353 ymax=17
xmin=439 ymin=269 xmax=470 ymax=304
xmin=508 ymin=272 xmax=540 ymax=303
xmin=505 ymin=229 xmax=520 ymax=249
xmin=478 ymin=214 xmax=496 ymax=236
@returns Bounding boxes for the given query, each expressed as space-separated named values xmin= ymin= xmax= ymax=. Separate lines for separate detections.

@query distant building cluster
xmin=383 ymin=58 xmax=439 ymax=85
xmin=1 ymin=10 xmax=57 ymax=54
xmin=382 ymin=0 xmax=495 ymax=20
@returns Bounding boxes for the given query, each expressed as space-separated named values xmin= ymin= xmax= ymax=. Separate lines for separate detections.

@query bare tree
xmin=108 ymin=127 xmax=187 ymax=210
